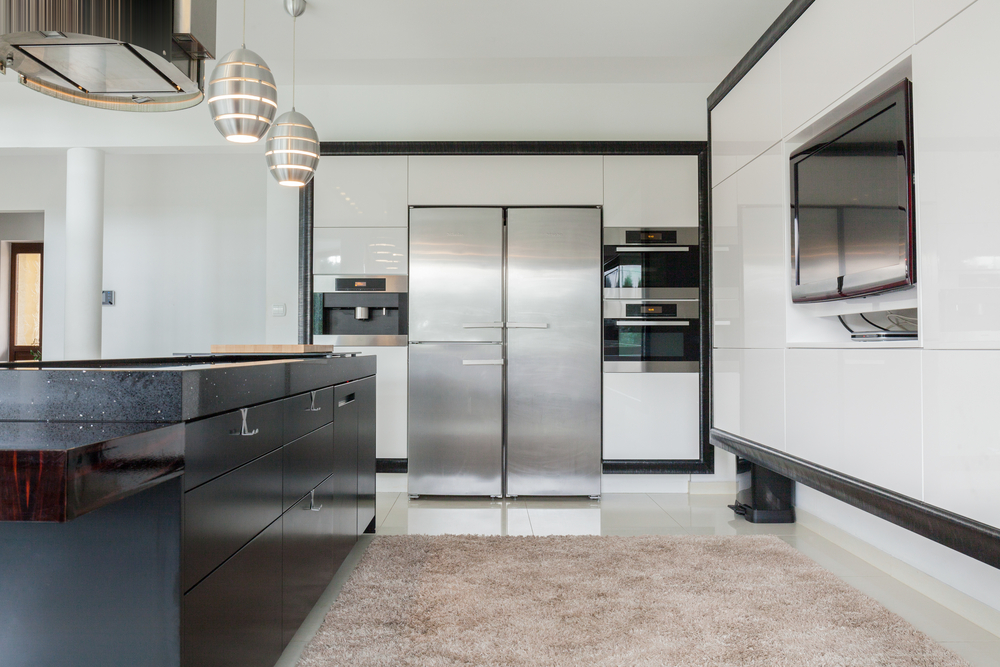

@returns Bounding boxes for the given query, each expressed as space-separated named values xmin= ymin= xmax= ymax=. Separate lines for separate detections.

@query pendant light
xmin=265 ymin=0 xmax=320 ymax=187
xmin=207 ymin=1 xmax=278 ymax=143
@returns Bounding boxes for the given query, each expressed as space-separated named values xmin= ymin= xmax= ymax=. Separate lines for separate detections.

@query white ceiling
xmin=0 ymin=1 xmax=790 ymax=149
xmin=230 ymin=0 xmax=789 ymax=85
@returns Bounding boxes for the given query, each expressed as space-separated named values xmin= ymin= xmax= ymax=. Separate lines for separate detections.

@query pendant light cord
xmin=292 ymin=16 xmax=297 ymax=110
xmin=242 ymin=0 xmax=247 ymax=48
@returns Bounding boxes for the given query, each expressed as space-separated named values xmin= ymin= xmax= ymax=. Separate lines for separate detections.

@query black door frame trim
xmin=711 ymin=428 xmax=1000 ymax=570
xmin=311 ymin=140 xmax=713 ymax=475
xmin=708 ymin=0 xmax=817 ymax=111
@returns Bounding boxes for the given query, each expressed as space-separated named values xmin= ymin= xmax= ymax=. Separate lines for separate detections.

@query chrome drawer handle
xmin=308 ymin=489 xmax=323 ymax=512
xmin=506 ymin=322 xmax=548 ymax=329
xmin=306 ymin=390 xmax=323 ymax=412
xmin=338 ymin=393 xmax=356 ymax=407
xmin=462 ymin=359 xmax=504 ymax=366
xmin=462 ymin=322 xmax=503 ymax=328
xmin=239 ymin=408 xmax=259 ymax=436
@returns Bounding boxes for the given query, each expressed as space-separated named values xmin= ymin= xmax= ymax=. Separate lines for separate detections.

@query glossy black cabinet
xmin=181 ymin=369 xmax=375 ymax=667
xmin=333 ymin=382 xmax=359 ymax=566
xmin=281 ymin=473 xmax=336 ymax=647
xmin=182 ymin=519 xmax=283 ymax=667
xmin=183 ymin=448 xmax=283 ymax=592
xmin=355 ymin=377 xmax=377 ymax=534
xmin=282 ymin=387 xmax=334 ymax=443
xmin=184 ymin=399 xmax=284 ymax=491
xmin=282 ymin=422 xmax=335 ymax=511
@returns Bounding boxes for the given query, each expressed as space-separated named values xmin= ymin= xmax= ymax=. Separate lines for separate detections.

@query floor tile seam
xmin=376 ymin=492 xmax=402 ymax=528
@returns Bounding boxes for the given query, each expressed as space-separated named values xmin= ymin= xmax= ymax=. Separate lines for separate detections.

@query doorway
xmin=8 ymin=242 xmax=43 ymax=361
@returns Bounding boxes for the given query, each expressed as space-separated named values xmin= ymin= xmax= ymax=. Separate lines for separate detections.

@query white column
xmin=64 ymin=148 xmax=105 ymax=360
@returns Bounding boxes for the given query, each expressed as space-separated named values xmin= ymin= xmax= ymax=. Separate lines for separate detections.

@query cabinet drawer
xmin=283 ymin=422 xmax=334 ymax=511
xmin=182 ymin=518 xmax=283 ymax=667
xmin=282 ymin=474 xmax=336 ymax=648
xmin=183 ymin=448 xmax=283 ymax=592
xmin=282 ymin=386 xmax=333 ymax=443
xmin=184 ymin=400 xmax=284 ymax=491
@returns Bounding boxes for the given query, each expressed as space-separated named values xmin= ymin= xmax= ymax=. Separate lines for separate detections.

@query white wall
xmin=101 ymin=154 xmax=269 ymax=357
xmin=710 ymin=0 xmax=1000 ymax=613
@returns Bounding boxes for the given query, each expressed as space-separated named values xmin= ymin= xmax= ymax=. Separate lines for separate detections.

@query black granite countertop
xmin=0 ymin=353 xmax=376 ymax=423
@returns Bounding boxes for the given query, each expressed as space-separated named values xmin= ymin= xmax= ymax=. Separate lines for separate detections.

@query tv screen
xmin=790 ymin=79 xmax=915 ymax=303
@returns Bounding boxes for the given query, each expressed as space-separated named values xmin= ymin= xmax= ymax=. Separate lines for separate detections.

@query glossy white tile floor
xmin=277 ymin=493 xmax=1000 ymax=667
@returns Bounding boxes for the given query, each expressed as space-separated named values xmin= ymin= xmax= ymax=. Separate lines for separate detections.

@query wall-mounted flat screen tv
xmin=790 ymin=79 xmax=916 ymax=303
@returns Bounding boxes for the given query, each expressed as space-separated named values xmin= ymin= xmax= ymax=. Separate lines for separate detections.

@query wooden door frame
xmin=8 ymin=242 xmax=43 ymax=362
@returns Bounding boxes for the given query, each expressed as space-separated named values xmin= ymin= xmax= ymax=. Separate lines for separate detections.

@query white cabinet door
xmin=330 ymin=345 xmax=408 ymax=460
xmin=604 ymin=155 xmax=699 ymax=228
xmin=314 ymin=156 xmax=408 ymax=228
xmin=408 ymin=155 xmax=603 ymax=206
xmin=313 ymin=227 xmax=407 ymax=275
xmin=602 ymin=372 xmax=700 ymax=460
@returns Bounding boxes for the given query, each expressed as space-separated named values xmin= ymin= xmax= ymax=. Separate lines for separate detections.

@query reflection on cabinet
xmin=181 ymin=373 xmax=375 ymax=667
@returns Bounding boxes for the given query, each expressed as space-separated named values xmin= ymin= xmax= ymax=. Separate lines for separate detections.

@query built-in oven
xmin=603 ymin=300 xmax=699 ymax=373
xmin=603 ymin=227 xmax=700 ymax=300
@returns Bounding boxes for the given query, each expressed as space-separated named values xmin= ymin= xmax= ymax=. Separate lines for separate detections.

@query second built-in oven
xmin=603 ymin=300 xmax=699 ymax=373
xmin=603 ymin=227 xmax=700 ymax=300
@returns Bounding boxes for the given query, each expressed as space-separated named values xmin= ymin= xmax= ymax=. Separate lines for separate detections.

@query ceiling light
xmin=207 ymin=2 xmax=276 ymax=143
xmin=265 ymin=1 xmax=319 ymax=187
xmin=266 ymin=110 xmax=319 ymax=187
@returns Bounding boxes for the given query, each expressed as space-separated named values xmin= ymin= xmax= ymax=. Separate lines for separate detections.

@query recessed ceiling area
xmin=228 ymin=0 xmax=790 ymax=85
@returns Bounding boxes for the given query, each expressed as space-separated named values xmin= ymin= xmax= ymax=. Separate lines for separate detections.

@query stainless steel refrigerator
xmin=407 ymin=207 xmax=602 ymax=498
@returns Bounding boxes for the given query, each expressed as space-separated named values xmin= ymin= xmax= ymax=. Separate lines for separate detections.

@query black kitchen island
xmin=0 ymin=353 xmax=376 ymax=667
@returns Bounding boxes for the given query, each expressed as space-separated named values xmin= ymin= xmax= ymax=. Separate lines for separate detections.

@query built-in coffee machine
xmin=313 ymin=275 xmax=408 ymax=346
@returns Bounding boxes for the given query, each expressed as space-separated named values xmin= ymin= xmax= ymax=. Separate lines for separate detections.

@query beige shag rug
xmin=297 ymin=535 xmax=969 ymax=667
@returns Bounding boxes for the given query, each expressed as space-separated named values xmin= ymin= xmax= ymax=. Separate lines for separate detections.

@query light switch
xmin=271 ymin=304 xmax=287 ymax=317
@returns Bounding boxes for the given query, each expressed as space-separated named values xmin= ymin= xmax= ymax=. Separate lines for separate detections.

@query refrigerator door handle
xmin=615 ymin=320 xmax=690 ymax=327
xmin=615 ymin=246 xmax=690 ymax=252
xmin=462 ymin=322 xmax=505 ymax=328
xmin=506 ymin=322 xmax=548 ymax=329
xmin=462 ymin=359 xmax=505 ymax=366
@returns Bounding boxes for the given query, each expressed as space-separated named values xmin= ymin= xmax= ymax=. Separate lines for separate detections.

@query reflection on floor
xmin=277 ymin=493 xmax=1000 ymax=667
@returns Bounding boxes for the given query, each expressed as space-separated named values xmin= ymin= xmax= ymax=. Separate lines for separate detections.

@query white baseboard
xmin=601 ymin=474 xmax=690 ymax=494
xmin=376 ymin=473 xmax=407 ymax=493
xmin=796 ymin=509 xmax=1000 ymax=638
xmin=688 ymin=481 xmax=739 ymax=495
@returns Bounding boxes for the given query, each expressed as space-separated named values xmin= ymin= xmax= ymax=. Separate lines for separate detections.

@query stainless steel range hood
xmin=0 ymin=0 xmax=216 ymax=111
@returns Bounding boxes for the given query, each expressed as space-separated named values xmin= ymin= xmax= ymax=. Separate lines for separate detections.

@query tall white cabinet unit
xmin=312 ymin=156 xmax=409 ymax=461
xmin=311 ymin=153 xmax=704 ymax=474
xmin=602 ymin=156 xmax=702 ymax=462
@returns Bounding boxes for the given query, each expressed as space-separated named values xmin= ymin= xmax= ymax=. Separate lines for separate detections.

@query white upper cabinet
xmin=779 ymin=0 xmax=914 ymax=137
xmin=913 ymin=0 xmax=1000 ymax=349
xmin=313 ymin=227 xmax=408 ymax=275
xmin=314 ymin=156 xmax=408 ymax=228
xmin=408 ymin=155 xmax=603 ymax=206
xmin=711 ymin=47 xmax=783 ymax=187
xmin=603 ymin=155 xmax=698 ymax=228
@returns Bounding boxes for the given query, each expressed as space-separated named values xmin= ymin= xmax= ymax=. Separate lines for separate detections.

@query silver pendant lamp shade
xmin=265 ymin=110 xmax=320 ymax=187
xmin=207 ymin=48 xmax=278 ymax=143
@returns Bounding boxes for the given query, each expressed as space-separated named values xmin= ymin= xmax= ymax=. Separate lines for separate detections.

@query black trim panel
xmin=708 ymin=0 xmax=817 ymax=110
xmin=376 ymin=458 xmax=408 ymax=474
xmin=603 ymin=460 xmax=713 ymax=475
xmin=320 ymin=141 xmax=706 ymax=157
xmin=711 ymin=428 xmax=1000 ymax=570
xmin=311 ymin=140 xmax=714 ymax=474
